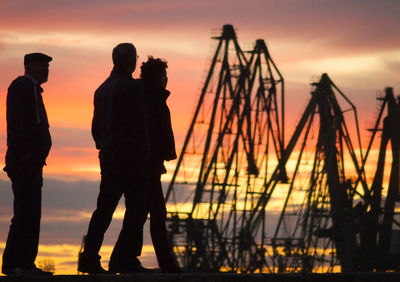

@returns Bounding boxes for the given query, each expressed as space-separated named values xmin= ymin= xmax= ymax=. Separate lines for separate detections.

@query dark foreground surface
xmin=1 ymin=273 xmax=400 ymax=282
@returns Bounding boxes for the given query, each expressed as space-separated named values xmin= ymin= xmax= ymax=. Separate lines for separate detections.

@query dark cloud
xmin=40 ymin=178 xmax=170 ymax=210
xmin=57 ymin=260 xmax=78 ymax=267
xmin=43 ymin=179 xmax=99 ymax=209
xmin=0 ymin=0 xmax=398 ymax=56
xmin=0 ymin=178 xmax=97 ymax=245
xmin=0 ymin=176 xmax=284 ymax=249
xmin=50 ymin=127 xmax=93 ymax=149
xmin=0 ymin=175 xmax=326 ymax=272
xmin=0 ymin=180 xmax=13 ymax=206
xmin=0 ymin=178 xmax=170 ymax=247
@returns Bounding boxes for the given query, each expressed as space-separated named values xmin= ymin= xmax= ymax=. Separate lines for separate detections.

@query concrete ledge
xmin=1 ymin=273 xmax=400 ymax=282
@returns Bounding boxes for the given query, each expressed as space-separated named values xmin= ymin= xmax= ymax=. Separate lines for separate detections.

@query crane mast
xmin=164 ymin=24 xmax=400 ymax=273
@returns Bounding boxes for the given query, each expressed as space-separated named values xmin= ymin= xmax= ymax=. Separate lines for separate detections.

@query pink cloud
xmin=0 ymin=0 xmax=398 ymax=56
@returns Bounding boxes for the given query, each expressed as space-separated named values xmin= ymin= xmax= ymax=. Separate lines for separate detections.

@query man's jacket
xmin=5 ymin=76 xmax=52 ymax=169
xmin=92 ymin=68 xmax=148 ymax=161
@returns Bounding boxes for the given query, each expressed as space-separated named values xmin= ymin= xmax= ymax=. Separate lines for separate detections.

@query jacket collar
xmin=110 ymin=67 xmax=132 ymax=78
xmin=143 ymin=80 xmax=170 ymax=100
xmin=24 ymin=74 xmax=39 ymax=86
xmin=24 ymin=74 xmax=43 ymax=93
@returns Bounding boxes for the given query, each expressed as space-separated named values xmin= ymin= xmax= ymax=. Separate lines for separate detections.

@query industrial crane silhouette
xmin=262 ymin=79 xmax=400 ymax=273
xmin=164 ymin=24 xmax=400 ymax=273
xmin=266 ymin=74 xmax=367 ymax=273
xmin=356 ymin=87 xmax=400 ymax=271
xmin=165 ymin=24 xmax=286 ymax=272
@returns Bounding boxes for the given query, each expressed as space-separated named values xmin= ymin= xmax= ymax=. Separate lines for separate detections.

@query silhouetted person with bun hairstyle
xmin=78 ymin=43 xmax=152 ymax=274
xmin=140 ymin=57 xmax=180 ymax=273
xmin=2 ymin=53 xmax=53 ymax=276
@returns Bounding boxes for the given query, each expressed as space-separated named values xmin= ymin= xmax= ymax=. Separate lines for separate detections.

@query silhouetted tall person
xmin=78 ymin=43 xmax=151 ymax=274
xmin=2 ymin=53 xmax=53 ymax=276
xmin=140 ymin=57 xmax=180 ymax=273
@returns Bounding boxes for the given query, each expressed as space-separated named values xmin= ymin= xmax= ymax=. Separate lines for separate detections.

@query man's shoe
xmin=3 ymin=266 xmax=53 ymax=276
xmin=29 ymin=266 xmax=53 ymax=275
xmin=78 ymin=253 xmax=107 ymax=274
xmin=109 ymin=263 xmax=156 ymax=274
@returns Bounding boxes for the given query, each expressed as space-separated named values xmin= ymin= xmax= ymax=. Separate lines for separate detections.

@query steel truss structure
xmin=164 ymin=24 xmax=400 ymax=273
xmin=165 ymin=24 xmax=286 ymax=272
xmin=356 ymin=87 xmax=400 ymax=271
xmin=267 ymin=74 xmax=367 ymax=273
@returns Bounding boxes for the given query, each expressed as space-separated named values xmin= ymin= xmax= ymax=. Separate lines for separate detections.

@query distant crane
xmin=357 ymin=87 xmax=400 ymax=271
xmin=165 ymin=24 xmax=286 ymax=272
xmin=251 ymin=83 xmax=400 ymax=273
xmin=265 ymin=74 xmax=368 ymax=272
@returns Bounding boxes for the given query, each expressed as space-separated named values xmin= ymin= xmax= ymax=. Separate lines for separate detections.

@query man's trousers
xmin=2 ymin=166 xmax=43 ymax=271
xmin=83 ymin=156 xmax=148 ymax=267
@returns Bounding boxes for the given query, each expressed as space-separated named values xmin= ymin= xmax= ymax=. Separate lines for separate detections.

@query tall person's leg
xmin=79 ymin=158 xmax=123 ymax=274
xmin=109 ymin=166 xmax=150 ymax=273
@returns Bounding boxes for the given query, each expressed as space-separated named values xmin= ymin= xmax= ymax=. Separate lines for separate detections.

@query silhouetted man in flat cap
xmin=78 ymin=43 xmax=152 ymax=274
xmin=2 ymin=53 xmax=53 ymax=276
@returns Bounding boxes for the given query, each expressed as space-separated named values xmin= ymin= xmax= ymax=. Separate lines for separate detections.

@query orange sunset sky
xmin=0 ymin=0 xmax=400 ymax=274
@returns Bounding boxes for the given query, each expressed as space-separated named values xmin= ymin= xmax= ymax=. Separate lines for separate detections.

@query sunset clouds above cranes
xmin=0 ymin=0 xmax=399 ymax=273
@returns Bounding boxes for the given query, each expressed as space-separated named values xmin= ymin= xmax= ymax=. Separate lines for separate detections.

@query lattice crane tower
xmin=165 ymin=24 xmax=286 ymax=272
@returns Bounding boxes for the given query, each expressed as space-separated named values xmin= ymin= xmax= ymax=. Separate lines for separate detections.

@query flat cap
xmin=24 ymin=53 xmax=52 ymax=65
